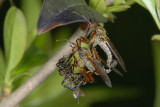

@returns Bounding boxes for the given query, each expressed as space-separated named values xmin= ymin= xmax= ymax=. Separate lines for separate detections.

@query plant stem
xmin=0 ymin=25 xmax=88 ymax=107
xmin=152 ymin=37 xmax=160 ymax=107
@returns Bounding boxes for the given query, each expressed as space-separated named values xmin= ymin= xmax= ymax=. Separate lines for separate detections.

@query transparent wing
xmin=89 ymin=57 xmax=112 ymax=87
xmin=105 ymin=36 xmax=127 ymax=72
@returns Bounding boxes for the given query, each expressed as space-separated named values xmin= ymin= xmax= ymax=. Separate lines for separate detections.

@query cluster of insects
xmin=56 ymin=11 xmax=127 ymax=102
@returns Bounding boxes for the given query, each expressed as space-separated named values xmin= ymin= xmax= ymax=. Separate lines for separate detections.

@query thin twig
xmin=0 ymin=26 xmax=88 ymax=107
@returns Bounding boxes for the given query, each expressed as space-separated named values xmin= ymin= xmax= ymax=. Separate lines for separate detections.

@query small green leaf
xmin=156 ymin=0 xmax=160 ymax=21
xmin=138 ymin=0 xmax=160 ymax=30
xmin=27 ymin=27 xmax=38 ymax=48
xmin=21 ymin=0 xmax=42 ymax=32
xmin=125 ymin=0 xmax=135 ymax=5
xmin=105 ymin=5 xmax=130 ymax=13
xmin=21 ymin=0 xmax=41 ymax=47
xmin=0 ymin=49 xmax=5 ymax=86
xmin=135 ymin=0 xmax=147 ymax=9
xmin=13 ymin=46 xmax=48 ymax=75
xmin=113 ymin=0 xmax=126 ymax=5
xmin=4 ymin=6 xmax=27 ymax=82
xmin=89 ymin=0 xmax=107 ymax=14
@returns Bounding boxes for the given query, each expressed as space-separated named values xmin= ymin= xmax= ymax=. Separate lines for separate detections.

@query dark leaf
xmin=37 ymin=0 xmax=107 ymax=34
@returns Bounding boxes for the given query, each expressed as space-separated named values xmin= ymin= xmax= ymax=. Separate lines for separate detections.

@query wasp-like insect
xmin=72 ymin=10 xmax=127 ymax=76
xmin=70 ymin=37 xmax=112 ymax=87
xmin=56 ymin=53 xmax=87 ymax=100
xmin=89 ymin=26 xmax=126 ymax=75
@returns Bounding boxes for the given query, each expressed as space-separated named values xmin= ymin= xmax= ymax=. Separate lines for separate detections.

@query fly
xmin=71 ymin=37 xmax=112 ymax=87
xmin=56 ymin=54 xmax=86 ymax=100
xmin=72 ymin=10 xmax=127 ymax=75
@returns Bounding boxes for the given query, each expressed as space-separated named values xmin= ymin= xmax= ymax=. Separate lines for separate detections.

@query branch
xmin=0 ymin=25 xmax=88 ymax=107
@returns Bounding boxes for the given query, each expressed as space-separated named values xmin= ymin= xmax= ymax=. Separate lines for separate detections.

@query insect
xmin=56 ymin=54 xmax=87 ymax=99
xmin=72 ymin=10 xmax=127 ymax=75
xmin=89 ymin=26 xmax=126 ymax=74
xmin=37 ymin=0 xmax=107 ymax=34
xmin=70 ymin=37 xmax=112 ymax=87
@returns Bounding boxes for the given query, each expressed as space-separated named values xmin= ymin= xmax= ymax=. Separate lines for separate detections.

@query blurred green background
xmin=0 ymin=0 xmax=160 ymax=107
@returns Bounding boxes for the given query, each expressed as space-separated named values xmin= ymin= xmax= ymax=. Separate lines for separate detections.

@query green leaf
xmin=89 ymin=0 xmax=107 ymax=14
xmin=34 ymin=26 xmax=71 ymax=55
xmin=13 ymin=46 xmax=48 ymax=75
xmin=0 ymin=49 xmax=5 ymax=86
xmin=33 ymin=32 xmax=53 ymax=54
xmin=10 ymin=72 xmax=31 ymax=85
xmin=113 ymin=0 xmax=126 ymax=5
xmin=135 ymin=0 xmax=147 ymax=9
xmin=4 ymin=6 xmax=27 ymax=83
xmin=105 ymin=0 xmax=114 ymax=6
xmin=125 ymin=0 xmax=135 ymax=5
xmin=143 ymin=0 xmax=160 ymax=30
xmin=152 ymin=35 xmax=160 ymax=107
xmin=156 ymin=0 xmax=160 ymax=21
xmin=136 ymin=0 xmax=160 ymax=30
xmin=21 ymin=0 xmax=42 ymax=32
xmin=105 ymin=5 xmax=130 ymax=13
xmin=26 ymin=27 xmax=38 ymax=48
xmin=106 ymin=0 xmax=135 ymax=6
xmin=20 ymin=71 xmax=66 ymax=107
xmin=21 ymin=0 xmax=41 ymax=47
xmin=21 ymin=0 xmax=42 ymax=47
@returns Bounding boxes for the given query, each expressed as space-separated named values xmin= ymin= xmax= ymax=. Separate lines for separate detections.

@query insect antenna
xmin=72 ymin=11 xmax=93 ymax=28
xmin=72 ymin=10 xmax=96 ymax=38
xmin=82 ymin=6 xmax=97 ymax=23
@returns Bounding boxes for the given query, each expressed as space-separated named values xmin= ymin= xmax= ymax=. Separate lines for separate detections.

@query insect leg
xmin=77 ymin=36 xmax=89 ymax=44
xmin=80 ymin=69 xmax=92 ymax=83
xmin=88 ymin=71 xmax=95 ymax=83
xmin=92 ymin=48 xmax=102 ymax=63
xmin=90 ymin=31 xmax=96 ymax=39
xmin=71 ymin=54 xmax=78 ymax=68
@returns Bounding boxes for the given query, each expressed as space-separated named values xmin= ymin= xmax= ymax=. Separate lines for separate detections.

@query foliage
xmin=135 ymin=0 xmax=160 ymax=30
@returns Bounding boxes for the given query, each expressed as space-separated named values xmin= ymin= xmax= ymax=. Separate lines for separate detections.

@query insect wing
xmin=95 ymin=60 xmax=112 ymax=87
xmin=89 ymin=57 xmax=112 ymax=87
xmin=37 ymin=0 xmax=107 ymax=34
xmin=105 ymin=36 xmax=127 ymax=72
